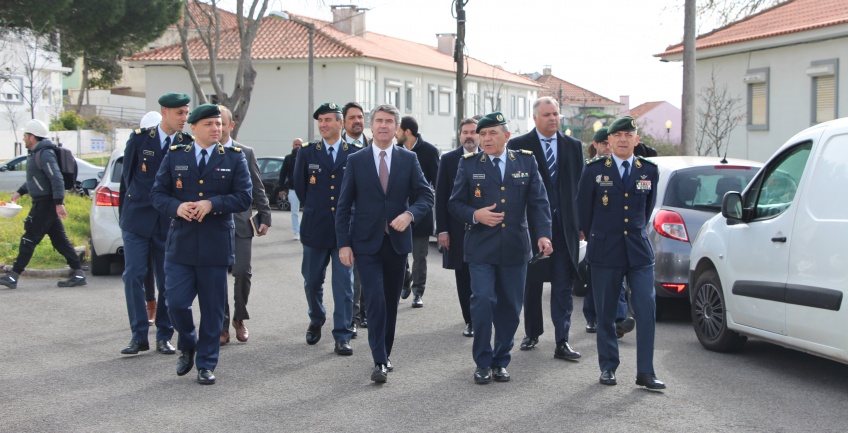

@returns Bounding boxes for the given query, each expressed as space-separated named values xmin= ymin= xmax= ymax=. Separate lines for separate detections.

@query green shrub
xmin=84 ymin=115 xmax=114 ymax=135
xmin=50 ymin=111 xmax=86 ymax=131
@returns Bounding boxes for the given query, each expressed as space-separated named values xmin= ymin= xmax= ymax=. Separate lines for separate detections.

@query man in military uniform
xmin=151 ymin=104 xmax=252 ymax=385
xmin=293 ymin=102 xmax=362 ymax=356
xmin=576 ymin=116 xmax=665 ymax=389
xmin=118 ymin=93 xmax=192 ymax=356
xmin=448 ymin=112 xmax=553 ymax=384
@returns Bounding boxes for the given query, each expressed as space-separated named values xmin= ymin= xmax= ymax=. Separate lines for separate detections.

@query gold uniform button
xmin=331 ymin=175 xmax=335 ymax=179
xmin=199 ymin=180 xmax=204 ymax=184
xmin=624 ymin=193 xmax=628 ymax=197
xmin=501 ymin=199 xmax=505 ymax=203
xmin=624 ymin=206 xmax=629 ymax=210
xmin=624 ymin=230 xmax=628 ymax=235
xmin=330 ymin=186 xmax=335 ymax=190
xmin=330 ymin=196 xmax=335 ymax=200
xmin=331 ymin=207 xmax=335 ymax=211
xmin=500 ymin=186 xmax=505 ymax=191
xmin=198 ymin=192 xmax=204 ymax=197
xmin=501 ymin=223 xmax=506 ymax=227
xmin=624 ymin=218 xmax=629 ymax=223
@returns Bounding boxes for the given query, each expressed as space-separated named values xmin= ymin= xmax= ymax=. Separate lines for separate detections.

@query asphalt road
xmin=1 ymin=210 xmax=847 ymax=432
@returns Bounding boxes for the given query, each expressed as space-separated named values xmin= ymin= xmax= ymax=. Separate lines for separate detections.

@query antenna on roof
xmin=720 ymin=141 xmax=729 ymax=164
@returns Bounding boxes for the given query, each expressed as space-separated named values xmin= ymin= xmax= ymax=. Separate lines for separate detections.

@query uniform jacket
xmin=231 ymin=141 xmax=271 ymax=239
xmin=397 ymin=134 xmax=439 ymax=237
xmin=16 ymin=139 xmax=65 ymax=204
xmin=120 ymin=127 xmax=192 ymax=238
xmin=435 ymin=146 xmax=472 ymax=270
xmin=151 ymin=142 xmax=252 ymax=267
xmin=448 ymin=149 xmax=552 ymax=265
xmin=293 ymin=138 xmax=363 ymax=249
xmin=576 ymin=155 xmax=658 ymax=268
xmin=508 ymin=129 xmax=583 ymax=277
xmin=335 ymin=146 xmax=434 ymax=256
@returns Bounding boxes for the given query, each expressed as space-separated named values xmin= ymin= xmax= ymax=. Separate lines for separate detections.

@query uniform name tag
xmin=175 ymin=165 xmax=189 ymax=171
xmin=637 ymin=180 xmax=652 ymax=190
xmin=143 ymin=150 xmax=155 ymax=156
xmin=309 ymin=164 xmax=320 ymax=170
xmin=473 ymin=174 xmax=485 ymax=179
xmin=215 ymin=168 xmax=231 ymax=172
xmin=599 ymin=181 xmax=614 ymax=187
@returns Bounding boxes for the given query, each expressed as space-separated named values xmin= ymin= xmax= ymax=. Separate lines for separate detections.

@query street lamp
xmin=279 ymin=12 xmax=315 ymax=142
xmin=593 ymin=120 xmax=603 ymax=133
xmin=665 ymin=119 xmax=672 ymax=143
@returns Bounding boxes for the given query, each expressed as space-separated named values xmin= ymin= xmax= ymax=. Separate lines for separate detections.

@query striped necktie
xmin=543 ymin=138 xmax=556 ymax=182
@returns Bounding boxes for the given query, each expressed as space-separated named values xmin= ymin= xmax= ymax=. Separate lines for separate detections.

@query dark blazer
xmin=231 ymin=142 xmax=271 ymax=239
xmin=576 ymin=155 xmax=658 ymax=268
xmin=293 ymin=139 xmax=363 ymax=250
xmin=435 ymin=146 xmax=470 ymax=269
xmin=397 ymin=134 xmax=439 ymax=237
xmin=335 ymin=146 xmax=434 ymax=256
xmin=448 ymin=149 xmax=552 ymax=265
xmin=151 ymin=143 xmax=252 ymax=267
xmin=508 ymin=129 xmax=584 ymax=276
xmin=279 ymin=148 xmax=298 ymax=190
xmin=120 ymin=127 xmax=191 ymax=238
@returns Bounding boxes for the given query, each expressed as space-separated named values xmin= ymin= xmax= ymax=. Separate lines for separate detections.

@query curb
xmin=2 ymin=246 xmax=89 ymax=278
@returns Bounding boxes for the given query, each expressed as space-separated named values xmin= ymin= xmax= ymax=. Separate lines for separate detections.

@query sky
xmin=268 ymin=0 xmax=688 ymax=110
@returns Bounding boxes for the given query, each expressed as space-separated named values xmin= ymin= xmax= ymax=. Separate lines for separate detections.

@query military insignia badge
xmin=596 ymin=174 xmax=602 ymax=184
xmin=605 ymin=158 xmax=612 ymax=167
xmin=343 ymin=142 xmax=348 ymax=151
xmin=496 ymin=114 xmax=504 ymax=122
xmin=637 ymin=180 xmax=652 ymax=191
xmin=474 ymin=186 xmax=481 ymax=198
xmin=142 ymin=162 xmax=147 ymax=173
xmin=329 ymin=103 xmax=337 ymax=109
xmin=176 ymin=178 xmax=183 ymax=189
xmin=602 ymin=194 xmax=609 ymax=206
xmin=631 ymin=119 xmax=637 ymax=128
xmin=310 ymin=175 xmax=316 ymax=185
xmin=149 ymin=129 xmax=156 ymax=138
xmin=635 ymin=159 xmax=642 ymax=168
xmin=316 ymin=142 xmax=322 ymax=150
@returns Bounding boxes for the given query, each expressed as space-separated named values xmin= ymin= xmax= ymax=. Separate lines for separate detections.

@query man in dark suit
xmin=576 ymin=116 xmax=665 ymax=389
xmin=218 ymin=105 xmax=271 ymax=345
xmin=278 ymin=138 xmax=301 ymax=240
xmin=449 ymin=112 xmax=553 ymax=384
xmin=396 ymin=115 xmax=439 ymax=308
xmin=151 ymin=104 xmax=252 ymax=385
xmin=294 ymin=102 xmax=363 ymax=356
xmin=436 ymin=117 xmax=480 ymax=336
xmin=508 ymin=97 xmax=583 ymax=361
xmin=336 ymin=104 xmax=434 ymax=384
xmin=118 ymin=92 xmax=191 ymax=356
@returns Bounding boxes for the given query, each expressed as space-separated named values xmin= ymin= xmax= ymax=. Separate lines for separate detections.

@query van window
xmin=746 ymin=141 xmax=812 ymax=220
xmin=664 ymin=166 xmax=758 ymax=210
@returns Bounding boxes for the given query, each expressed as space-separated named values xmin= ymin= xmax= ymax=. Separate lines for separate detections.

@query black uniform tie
xmin=199 ymin=148 xmax=208 ymax=174
xmin=621 ymin=160 xmax=630 ymax=187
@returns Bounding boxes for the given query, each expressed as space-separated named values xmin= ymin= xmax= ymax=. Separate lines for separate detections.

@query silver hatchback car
xmin=647 ymin=156 xmax=760 ymax=316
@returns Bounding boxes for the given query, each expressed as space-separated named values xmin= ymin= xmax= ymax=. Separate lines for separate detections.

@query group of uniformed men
xmin=114 ymin=91 xmax=665 ymax=389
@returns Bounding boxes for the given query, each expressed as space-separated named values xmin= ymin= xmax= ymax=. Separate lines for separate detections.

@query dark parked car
xmin=257 ymin=156 xmax=289 ymax=210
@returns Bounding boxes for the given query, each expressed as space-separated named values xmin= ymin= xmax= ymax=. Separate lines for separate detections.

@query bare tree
xmin=696 ymin=0 xmax=785 ymax=29
xmin=177 ymin=0 xmax=269 ymax=138
xmin=695 ymin=68 xmax=745 ymax=157
xmin=0 ymin=28 xmax=58 ymax=121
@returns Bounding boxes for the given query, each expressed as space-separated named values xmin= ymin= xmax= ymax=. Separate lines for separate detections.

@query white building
xmin=127 ymin=6 xmax=539 ymax=156
xmin=657 ymin=0 xmax=848 ymax=162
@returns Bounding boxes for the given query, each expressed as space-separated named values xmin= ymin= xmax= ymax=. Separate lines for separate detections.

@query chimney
xmin=330 ymin=5 xmax=367 ymax=36
xmin=436 ymin=33 xmax=456 ymax=56
xmin=620 ymin=95 xmax=630 ymax=110
xmin=542 ymin=65 xmax=552 ymax=76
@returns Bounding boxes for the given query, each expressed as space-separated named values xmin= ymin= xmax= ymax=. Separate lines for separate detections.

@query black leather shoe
xmin=635 ymin=373 xmax=666 ymax=390
xmin=120 ymin=340 xmax=150 ymax=355
xmin=400 ymin=287 xmax=411 ymax=300
xmin=156 ymin=340 xmax=176 ymax=354
xmin=371 ymin=364 xmax=388 ymax=383
xmin=519 ymin=336 xmax=538 ymax=351
xmin=386 ymin=358 xmax=393 ymax=372
xmin=197 ymin=368 xmax=215 ymax=385
xmin=599 ymin=370 xmax=617 ymax=386
xmin=306 ymin=321 xmax=324 ymax=345
xmin=585 ymin=321 xmax=597 ymax=333
xmin=334 ymin=340 xmax=353 ymax=356
xmin=359 ymin=314 xmax=368 ymax=328
xmin=176 ymin=349 xmax=195 ymax=376
xmin=350 ymin=323 xmax=358 ymax=339
xmin=411 ymin=295 xmax=424 ymax=308
xmin=554 ymin=340 xmax=582 ymax=360
xmin=474 ymin=367 xmax=492 ymax=384
xmin=463 ymin=323 xmax=474 ymax=337
xmin=492 ymin=367 xmax=510 ymax=382
xmin=616 ymin=317 xmax=636 ymax=338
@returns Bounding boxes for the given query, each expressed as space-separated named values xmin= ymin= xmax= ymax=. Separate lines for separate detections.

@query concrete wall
xmin=695 ymin=36 xmax=848 ymax=162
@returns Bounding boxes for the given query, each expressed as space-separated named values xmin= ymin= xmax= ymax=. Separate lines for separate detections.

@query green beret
xmin=476 ymin=111 xmax=507 ymax=133
xmin=607 ymin=116 xmax=638 ymax=135
xmin=313 ymin=102 xmax=342 ymax=120
xmin=158 ymin=93 xmax=191 ymax=108
xmin=593 ymin=126 xmax=609 ymax=143
xmin=187 ymin=104 xmax=221 ymax=124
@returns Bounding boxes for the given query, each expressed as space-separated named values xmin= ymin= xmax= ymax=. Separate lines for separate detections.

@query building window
xmin=356 ymin=65 xmax=376 ymax=111
xmin=384 ymin=79 xmax=401 ymax=108
xmin=438 ymin=86 xmax=451 ymax=116
xmin=808 ymin=59 xmax=838 ymax=124
xmin=466 ymin=81 xmax=478 ymax=117
xmin=428 ymin=85 xmax=436 ymax=114
xmin=510 ymin=95 xmax=516 ymax=117
xmin=405 ymin=81 xmax=414 ymax=112
xmin=518 ymin=96 xmax=526 ymax=119
xmin=484 ymin=92 xmax=494 ymax=113
xmin=0 ymin=76 xmax=23 ymax=103
xmin=744 ymin=67 xmax=769 ymax=131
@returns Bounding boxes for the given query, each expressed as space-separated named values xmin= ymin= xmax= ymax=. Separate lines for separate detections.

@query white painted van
xmin=688 ymin=117 xmax=848 ymax=364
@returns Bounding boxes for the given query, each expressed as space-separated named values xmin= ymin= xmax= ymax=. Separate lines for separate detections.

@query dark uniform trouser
xmin=523 ymin=224 xmax=575 ymax=342
xmin=469 ymin=262 xmax=526 ymax=369
xmin=123 ymin=226 xmax=173 ymax=343
xmin=404 ymin=236 xmax=429 ymax=296
xmin=13 ymin=200 xmax=81 ymax=274
xmin=144 ymin=251 xmax=156 ymax=302
xmin=224 ymin=235 xmax=252 ymax=327
xmin=454 ymin=263 xmax=472 ymax=325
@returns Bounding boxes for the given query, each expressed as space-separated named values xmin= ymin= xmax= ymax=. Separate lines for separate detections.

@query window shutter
xmin=751 ymin=83 xmax=767 ymax=125
xmin=815 ymin=75 xmax=835 ymax=123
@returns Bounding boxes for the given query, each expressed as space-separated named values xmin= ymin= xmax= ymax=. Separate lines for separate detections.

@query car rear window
xmin=111 ymin=157 xmax=123 ymax=183
xmin=664 ymin=165 xmax=758 ymax=211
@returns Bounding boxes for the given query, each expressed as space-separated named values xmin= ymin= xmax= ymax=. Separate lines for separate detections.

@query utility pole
xmin=454 ymin=0 xmax=467 ymax=147
xmin=681 ymin=0 xmax=696 ymax=156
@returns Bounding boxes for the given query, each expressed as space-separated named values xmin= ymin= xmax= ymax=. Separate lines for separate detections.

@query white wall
xmin=695 ymin=36 xmax=848 ymax=162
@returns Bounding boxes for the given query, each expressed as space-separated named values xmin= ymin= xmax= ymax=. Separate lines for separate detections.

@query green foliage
xmin=83 ymin=115 xmax=113 ymax=135
xmin=0 ymin=194 xmax=91 ymax=270
xmin=50 ymin=111 xmax=86 ymax=131
xmin=642 ymin=134 xmax=682 ymax=157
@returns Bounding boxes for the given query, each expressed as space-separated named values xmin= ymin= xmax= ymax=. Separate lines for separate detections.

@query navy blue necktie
xmin=493 ymin=157 xmax=503 ymax=181
xmin=328 ymin=146 xmax=335 ymax=162
xmin=199 ymin=149 xmax=208 ymax=174
xmin=621 ymin=160 xmax=630 ymax=187
xmin=163 ymin=136 xmax=171 ymax=152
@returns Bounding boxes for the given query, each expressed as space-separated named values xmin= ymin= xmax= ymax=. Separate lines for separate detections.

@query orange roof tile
xmin=131 ymin=11 xmax=536 ymax=87
xmin=657 ymin=0 xmax=848 ymax=57
xmin=626 ymin=101 xmax=664 ymax=119
xmin=532 ymin=74 xmax=620 ymax=107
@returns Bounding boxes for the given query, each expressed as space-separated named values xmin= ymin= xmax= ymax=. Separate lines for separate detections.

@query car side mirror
xmin=80 ymin=178 xmax=98 ymax=190
xmin=721 ymin=192 xmax=743 ymax=221
xmin=97 ymin=170 xmax=104 ymax=180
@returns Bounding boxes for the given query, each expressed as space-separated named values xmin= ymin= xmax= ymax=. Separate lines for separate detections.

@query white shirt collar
xmin=536 ymin=130 xmax=556 ymax=142
xmin=222 ymin=138 xmax=234 ymax=148
xmin=324 ymin=137 xmax=342 ymax=151
xmin=611 ymin=154 xmax=635 ymax=170
xmin=158 ymin=125 xmax=176 ymax=147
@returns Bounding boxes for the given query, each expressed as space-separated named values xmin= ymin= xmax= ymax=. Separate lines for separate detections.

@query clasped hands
xmin=177 ymin=200 xmax=213 ymax=222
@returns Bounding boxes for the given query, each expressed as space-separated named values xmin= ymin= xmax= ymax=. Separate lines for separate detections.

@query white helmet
xmin=139 ymin=111 xmax=162 ymax=129
xmin=22 ymin=119 xmax=49 ymax=138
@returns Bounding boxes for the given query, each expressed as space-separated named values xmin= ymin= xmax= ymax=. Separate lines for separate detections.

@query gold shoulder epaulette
xmin=301 ymin=142 xmax=311 ymax=148
xmin=462 ymin=152 xmax=475 ymax=159
xmin=177 ymin=132 xmax=191 ymax=143
xmin=636 ymin=156 xmax=657 ymax=166
xmin=518 ymin=149 xmax=533 ymax=156
xmin=170 ymin=144 xmax=187 ymax=151
xmin=587 ymin=156 xmax=607 ymax=165
xmin=228 ymin=146 xmax=242 ymax=153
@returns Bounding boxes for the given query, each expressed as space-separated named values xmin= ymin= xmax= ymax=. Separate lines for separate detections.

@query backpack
xmin=35 ymin=145 xmax=78 ymax=191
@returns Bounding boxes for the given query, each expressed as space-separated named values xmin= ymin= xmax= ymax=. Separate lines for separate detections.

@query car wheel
xmin=691 ymin=269 xmax=747 ymax=352
xmin=90 ymin=244 xmax=112 ymax=276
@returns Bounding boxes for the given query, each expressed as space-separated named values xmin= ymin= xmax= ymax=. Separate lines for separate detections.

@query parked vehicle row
xmin=0 ymin=154 xmax=104 ymax=195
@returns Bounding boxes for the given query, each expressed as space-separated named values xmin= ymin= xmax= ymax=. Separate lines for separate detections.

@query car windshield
xmin=664 ymin=165 xmax=759 ymax=211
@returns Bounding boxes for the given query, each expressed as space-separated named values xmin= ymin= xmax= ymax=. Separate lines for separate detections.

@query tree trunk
xmin=681 ymin=0 xmax=697 ymax=156
xmin=76 ymin=56 xmax=89 ymax=111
